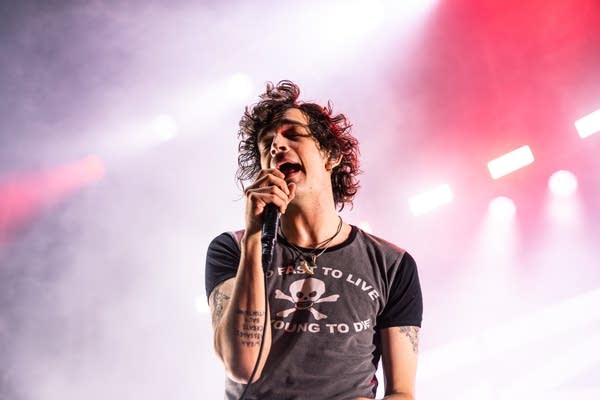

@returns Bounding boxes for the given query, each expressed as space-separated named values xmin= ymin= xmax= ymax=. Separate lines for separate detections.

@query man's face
xmin=258 ymin=108 xmax=333 ymax=197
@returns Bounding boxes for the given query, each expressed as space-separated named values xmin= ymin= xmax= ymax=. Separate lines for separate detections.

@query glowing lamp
xmin=575 ymin=109 xmax=600 ymax=139
xmin=548 ymin=170 xmax=578 ymax=197
xmin=488 ymin=196 xmax=516 ymax=220
xmin=409 ymin=184 xmax=453 ymax=216
xmin=487 ymin=145 xmax=534 ymax=179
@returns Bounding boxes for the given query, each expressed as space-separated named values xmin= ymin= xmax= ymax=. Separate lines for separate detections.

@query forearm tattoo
xmin=398 ymin=326 xmax=420 ymax=354
xmin=210 ymin=289 xmax=230 ymax=327
xmin=233 ymin=309 xmax=265 ymax=348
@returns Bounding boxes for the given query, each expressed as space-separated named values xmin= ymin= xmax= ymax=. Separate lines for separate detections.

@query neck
xmin=280 ymin=201 xmax=347 ymax=248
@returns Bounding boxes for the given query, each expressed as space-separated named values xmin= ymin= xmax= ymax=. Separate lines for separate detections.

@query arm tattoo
xmin=233 ymin=309 xmax=265 ymax=348
xmin=398 ymin=326 xmax=420 ymax=354
xmin=210 ymin=289 xmax=230 ymax=326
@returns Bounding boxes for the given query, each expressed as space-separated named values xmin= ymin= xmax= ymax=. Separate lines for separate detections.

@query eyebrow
xmin=258 ymin=118 xmax=310 ymax=143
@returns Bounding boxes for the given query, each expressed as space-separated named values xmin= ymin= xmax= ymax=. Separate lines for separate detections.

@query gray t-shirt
xmin=205 ymin=225 xmax=423 ymax=400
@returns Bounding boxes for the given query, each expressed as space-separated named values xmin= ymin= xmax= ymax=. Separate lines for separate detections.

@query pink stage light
xmin=408 ymin=184 xmax=453 ymax=216
xmin=574 ymin=109 xmax=600 ymax=139
xmin=488 ymin=196 xmax=516 ymax=220
xmin=548 ymin=170 xmax=578 ymax=197
xmin=0 ymin=155 xmax=105 ymax=244
xmin=487 ymin=145 xmax=535 ymax=180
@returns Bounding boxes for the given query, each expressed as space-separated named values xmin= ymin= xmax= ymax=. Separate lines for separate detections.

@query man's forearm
xmin=214 ymin=232 xmax=272 ymax=383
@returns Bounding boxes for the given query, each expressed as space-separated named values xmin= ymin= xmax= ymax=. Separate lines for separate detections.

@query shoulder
xmin=350 ymin=227 xmax=419 ymax=283
xmin=205 ymin=230 xmax=245 ymax=299
xmin=352 ymin=226 xmax=411 ymax=260
xmin=207 ymin=230 xmax=245 ymax=253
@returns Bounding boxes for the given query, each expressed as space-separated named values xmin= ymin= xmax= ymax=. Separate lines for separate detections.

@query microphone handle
xmin=261 ymin=204 xmax=280 ymax=271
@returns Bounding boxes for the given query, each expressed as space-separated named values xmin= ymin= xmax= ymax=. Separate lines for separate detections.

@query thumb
xmin=287 ymin=183 xmax=297 ymax=202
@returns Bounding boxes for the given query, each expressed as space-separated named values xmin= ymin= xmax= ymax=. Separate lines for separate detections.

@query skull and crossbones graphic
xmin=274 ymin=277 xmax=340 ymax=320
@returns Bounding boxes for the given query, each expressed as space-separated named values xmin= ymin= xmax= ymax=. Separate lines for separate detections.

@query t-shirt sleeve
xmin=376 ymin=252 xmax=423 ymax=329
xmin=204 ymin=232 xmax=241 ymax=301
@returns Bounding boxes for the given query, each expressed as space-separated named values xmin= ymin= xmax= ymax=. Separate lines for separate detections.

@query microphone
xmin=261 ymin=204 xmax=280 ymax=272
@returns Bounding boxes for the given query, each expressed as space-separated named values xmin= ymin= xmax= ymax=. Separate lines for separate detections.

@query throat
xmin=280 ymin=215 xmax=345 ymax=249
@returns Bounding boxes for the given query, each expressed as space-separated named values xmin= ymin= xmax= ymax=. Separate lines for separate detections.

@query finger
xmin=252 ymin=171 xmax=290 ymax=195
xmin=265 ymin=168 xmax=286 ymax=180
xmin=246 ymin=185 xmax=290 ymax=214
xmin=255 ymin=168 xmax=285 ymax=180
xmin=250 ymin=193 xmax=288 ymax=215
xmin=287 ymin=183 xmax=296 ymax=203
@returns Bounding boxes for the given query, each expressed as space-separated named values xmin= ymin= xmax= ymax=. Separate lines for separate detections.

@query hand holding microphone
xmin=243 ymin=168 xmax=295 ymax=269
xmin=261 ymin=203 xmax=280 ymax=271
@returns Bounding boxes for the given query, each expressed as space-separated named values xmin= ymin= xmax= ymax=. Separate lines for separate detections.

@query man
xmin=205 ymin=80 xmax=423 ymax=399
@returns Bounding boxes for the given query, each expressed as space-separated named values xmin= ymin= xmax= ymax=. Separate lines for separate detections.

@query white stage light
xmin=150 ymin=114 xmax=178 ymax=142
xmin=575 ymin=108 xmax=600 ymax=139
xmin=409 ymin=184 xmax=453 ymax=216
xmin=488 ymin=196 xmax=516 ymax=221
xmin=548 ymin=170 xmax=578 ymax=197
xmin=487 ymin=145 xmax=535 ymax=179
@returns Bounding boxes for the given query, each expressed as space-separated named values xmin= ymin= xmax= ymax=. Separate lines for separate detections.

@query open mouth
xmin=278 ymin=162 xmax=302 ymax=178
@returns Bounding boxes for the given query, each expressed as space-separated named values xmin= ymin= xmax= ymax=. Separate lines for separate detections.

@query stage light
xmin=487 ymin=145 xmax=534 ymax=179
xmin=575 ymin=108 xmax=600 ymax=139
xmin=0 ymin=156 xmax=106 ymax=244
xmin=80 ymin=155 xmax=106 ymax=181
xmin=150 ymin=114 xmax=178 ymax=142
xmin=548 ymin=170 xmax=578 ymax=197
xmin=547 ymin=171 xmax=581 ymax=223
xmin=488 ymin=196 xmax=516 ymax=221
xmin=409 ymin=184 xmax=453 ymax=216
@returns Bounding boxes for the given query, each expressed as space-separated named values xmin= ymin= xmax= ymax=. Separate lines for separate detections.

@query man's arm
xmin=208 ymin=232 xmax=272 ymax=384
xmin=208 ymin=167 xmax=294 ymax=384
xmin=353 ymin=326 xmax=419 ymax=400
xmin=379 ymin=325 xmax=419 ymax=400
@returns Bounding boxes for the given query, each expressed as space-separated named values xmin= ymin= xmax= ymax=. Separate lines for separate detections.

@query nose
xmin=269 ymin=132 xmax=288 ymax=156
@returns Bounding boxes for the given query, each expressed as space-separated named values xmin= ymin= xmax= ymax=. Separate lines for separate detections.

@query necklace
xmin=279 ymin=217 xmax=343 ymax=275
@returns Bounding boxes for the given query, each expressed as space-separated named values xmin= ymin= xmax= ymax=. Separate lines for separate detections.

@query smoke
xmin=2 ymin=1 xmax=600 ymax=399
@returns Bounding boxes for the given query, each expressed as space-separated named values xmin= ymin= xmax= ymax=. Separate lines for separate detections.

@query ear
xmin=325 ymin=152 xmax=342 ymax=171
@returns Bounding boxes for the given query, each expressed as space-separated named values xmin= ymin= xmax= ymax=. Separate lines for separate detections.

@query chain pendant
xmin=295 ymin=256 xmax=315 ymax=275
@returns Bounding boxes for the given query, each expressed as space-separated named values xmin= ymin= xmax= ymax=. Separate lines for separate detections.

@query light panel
xmin=409 ymin=184 xmax=453 ymax=216
xmin=575 ymin=108 xmax=600 ymax=139
xmin=487 ymin=145 xmax=534 ymax=179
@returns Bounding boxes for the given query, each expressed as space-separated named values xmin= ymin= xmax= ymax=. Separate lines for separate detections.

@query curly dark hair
xmin=236 ymin=80 xmax=360 ymax=210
